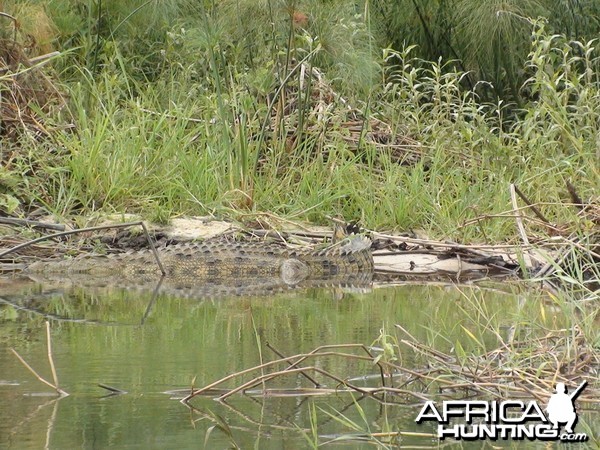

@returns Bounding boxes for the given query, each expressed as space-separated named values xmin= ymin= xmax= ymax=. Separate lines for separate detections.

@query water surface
xmin=0 ymin=281 xmax=597 ymax=448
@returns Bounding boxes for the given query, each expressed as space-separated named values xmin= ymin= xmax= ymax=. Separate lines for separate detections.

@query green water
xmin=0 ymin=282 xmax=597 ymax=449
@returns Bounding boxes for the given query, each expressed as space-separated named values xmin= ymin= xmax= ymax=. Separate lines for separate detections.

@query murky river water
xmin=0 ymin=281 xmax=597 ymax=448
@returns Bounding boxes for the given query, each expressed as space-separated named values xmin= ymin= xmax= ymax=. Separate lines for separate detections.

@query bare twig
xmin=181 ymin=345 xmax=383 ymax=403
xmin=0 ymin=217 xmax=65 ymax=231
xmin=266 ymin=341 xmax=321 ymax=387
xmin=45 ymin=321 xmax=60 ymax=392
xmin=98 ymin=384 xmax=127 ymax=394
xmin=510 ymin=183 xmax=535 ymax=268
xmin=217 ymin=366 xmax=374 ymax=401
xmin=10 ymin=348 xmax=68 ymax=396
xmin=513 ymin=185 xmax=551 ymax=223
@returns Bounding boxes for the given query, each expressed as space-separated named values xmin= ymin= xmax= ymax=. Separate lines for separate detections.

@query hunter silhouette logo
xmin=415 ymin=380 xmax=589 ymax=442
xmin=546 ymin=381 xmax=586 ymax=434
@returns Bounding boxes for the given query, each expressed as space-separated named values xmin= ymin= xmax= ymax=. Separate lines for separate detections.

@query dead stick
xmin=181 ymin=350 xmax=375 ymax=403
xmin=0 ymin=217 xmax=65 ymax=231
xmin=284 ymin=343 xmax=387 ymax=389
xmin=10 ymin=349 xmax=68 ymax=396
xmin=510 ymin=184 xmax=534 ymax=268
xmin=46 ymin=321 xmax=60 ymax=392
xmin=237 ymin=350 xmax=395 ymax=400
xmin=223 ymin=346 xmax=382 ymax=400
xmin=0 ymin=221 xmax=165 ymax=275
xmin=266 ymin=341 xmax=322 ymax=387
xmin=513 ymin=185 xmax=551 ymax=223
xmin=218 ymin=366 xmax=373 ymax=401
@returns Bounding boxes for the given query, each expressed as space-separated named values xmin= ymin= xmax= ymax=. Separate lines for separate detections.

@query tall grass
xmin=373 ymin=0 xmax=600 ymax=101
xmin=1 ymin=2 xmax=598 ymax=243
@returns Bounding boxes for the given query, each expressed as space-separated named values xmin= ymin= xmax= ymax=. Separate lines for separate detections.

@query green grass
xmin=0 ymin=6 xmax=598 ymax=245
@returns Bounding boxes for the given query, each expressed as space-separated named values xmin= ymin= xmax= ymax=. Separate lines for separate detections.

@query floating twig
xmin=98 ymin=384 xmax=127 ymax=395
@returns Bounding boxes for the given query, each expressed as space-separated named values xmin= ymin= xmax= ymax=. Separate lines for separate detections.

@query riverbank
xmin=0 ymin=213 xmax=597 ymax=295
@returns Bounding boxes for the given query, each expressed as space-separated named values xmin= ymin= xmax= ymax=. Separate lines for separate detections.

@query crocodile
xmin=19 ymin=234 xmax=374 ymax=297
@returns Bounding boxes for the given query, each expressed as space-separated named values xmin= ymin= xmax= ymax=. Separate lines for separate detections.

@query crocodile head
xmin=280 ymin=258 xmax=310 ymax=285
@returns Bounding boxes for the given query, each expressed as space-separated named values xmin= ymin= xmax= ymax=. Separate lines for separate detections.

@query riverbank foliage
xmin=1 ymin=1 xmax=599 ymax=244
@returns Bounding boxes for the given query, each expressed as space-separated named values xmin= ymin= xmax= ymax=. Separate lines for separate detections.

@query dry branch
xmin=0 ymin=216 xmax=65 ymax=231
xmin=185 ymin=323 xmax=598 ymax=410
xmin=182 ymin=346 xmax=383 ymax=403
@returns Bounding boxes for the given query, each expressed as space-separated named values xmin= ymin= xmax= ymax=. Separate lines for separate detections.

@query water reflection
xmin=0 ymin=281 xmax=596 ymax=448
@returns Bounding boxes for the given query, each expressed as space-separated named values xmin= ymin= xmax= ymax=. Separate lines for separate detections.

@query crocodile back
xmin=24 ymin=235 xmax=374 ymax=295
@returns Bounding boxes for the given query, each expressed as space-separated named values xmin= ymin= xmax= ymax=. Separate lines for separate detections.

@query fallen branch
xmin=513 ymin=184 xmax=551 ymax=224
xmin=182 ymin=344 xmax=388 ymax=403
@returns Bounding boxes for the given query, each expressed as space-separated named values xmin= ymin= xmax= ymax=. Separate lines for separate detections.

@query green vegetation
xmin=0 ymin=1 xmax=598 ymax=243
xmin=374 ymin=0 xmax=600 ymax=102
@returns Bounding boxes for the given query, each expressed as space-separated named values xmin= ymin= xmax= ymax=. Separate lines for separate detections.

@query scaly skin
xmin=23 ymin=235 xmax=374 ymax=296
